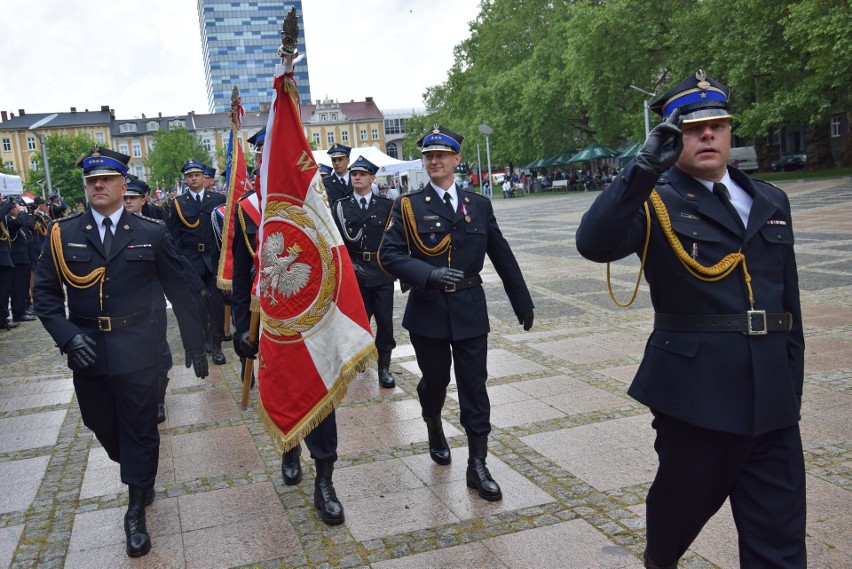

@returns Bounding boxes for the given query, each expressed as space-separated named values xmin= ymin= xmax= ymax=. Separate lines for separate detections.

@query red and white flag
xmin=217 ymin=95 xmax=251 ymax=291
xmin=253 ymin=62 xmax=375 ymax=450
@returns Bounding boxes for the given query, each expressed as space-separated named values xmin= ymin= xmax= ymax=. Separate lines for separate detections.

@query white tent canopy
xmin=0 ymin=173 xmax=24 ymax=196
xmin=313 ymin=146 xmax=422 ymax=172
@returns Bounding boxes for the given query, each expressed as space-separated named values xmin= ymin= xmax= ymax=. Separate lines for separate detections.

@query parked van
xmin=728 ymin=146 xmax=758 ymax=173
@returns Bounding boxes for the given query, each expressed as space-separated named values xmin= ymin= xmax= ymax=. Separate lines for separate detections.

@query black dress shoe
xmin=157 ymin=404 xmax=166 ymax=424
xmin=12 ymin=314 xmax=36 ymax=322
xmin=223 ymin=333 xmax=232 ymax=341
xmin=124 ymin=506 xmax=151 ymax=557
xmin=314 ymin=460 xmax=344 ymax=525
xmin=211 ymin=344 xmax=226 ymax=365
xmin=4 ymin=320 xmax=20 ymax=331
xmin=378 ymin=367 xmax=396 ymax=388
xmin=424 ymin=416 xmax=451 ymax=465
xmin=281 ymin=446 xmax=303 ymax=485
xmin=466 ymin=457 xmax=502 ymax=501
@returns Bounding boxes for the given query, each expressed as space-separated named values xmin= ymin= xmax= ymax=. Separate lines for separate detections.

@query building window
xmin=360 ymin=129 xmax=367 ymax=141
xmin=327 ymin=132 xmax=335 ymax=145
xmin=147 ymin=121 xmax=159 ymax=131
xmin=831 ymin=116 xmax=841 ymax=137
xmin=29 ymin=158 xmax=37 ymax=171
xmin=5 ymin=161 xmax=13 ymax=170
xmin=148 ymin=140 xmax=155 ymax=151
xmin=341 ymin=130 xmax=349 ymax=143
xmin=168 ymin=119 xmax=185 ymax=129
xmin=134 ymin=165 xmax=144 ymax=178
xmin=385 ymin=143 xmax=398 ymax=159
xmin=132 ymin=142 xmax=142 ymax=158
xmin=119 ymin=123 xmax=137 ymax=133
xmin=372 ymin=128 xmax=379 ymax=140
xmin=321 ymin=114 xmax=327 ymax=122
xmin=313 ymin=133 xmax=320 ymax=146
xmin=95 ymin=132 xmax=105 ymax=143
xmin=384 ymin=118 xmax=407 ymax=135
xmin=27 ymin=136 xmax=37 ymax=150
xmin=1 ymin=138 xmax=10 ymax=152
xmin=202 ymin=138 xmax=213 ymax=151
xmin=331 ymin=113 xmax=337 ymax=121
xmin=119 ymin=142 xmax=129 ymax=154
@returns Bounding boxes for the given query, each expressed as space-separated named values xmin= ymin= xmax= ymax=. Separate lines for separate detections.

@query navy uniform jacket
xmin=0 ymin=199 xmax=15 ymax=268
xmin=167 ymin=191 xmax=226 ymax=276
xmin=231 ymin=192 xmax=258 ymax=337
xmin=379 ymin=183 xmax=533 ymax=341
xmin=34 ymin=209 xmax=205 ymax=376
xmin=575 ymin=162 xmax=804 ymax=437
xmin=323 ymin=174 xmax=352 ymax=207
xmin=332 ymin=193 xmax=395 ymax=288
xmin=8 ymin=211 xmax=34 ymax=265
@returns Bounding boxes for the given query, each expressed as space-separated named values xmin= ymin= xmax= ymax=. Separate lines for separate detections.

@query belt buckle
xmin=444 ymin=283 xmax=456 ymax=293
xmin=98 ymin=316 xmax=112 ymax=332
xmin=197 ymin=243 xmax=206 ymax=252
xmin=747 ymin=310 xmax=767 ymax=335
xmin=362 ymin=252 xmax=372 ymax=262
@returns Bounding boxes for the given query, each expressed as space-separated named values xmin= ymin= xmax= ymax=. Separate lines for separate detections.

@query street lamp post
xmin=476 ymin=144 xmax=483 ymax=196
xmin=29 ymin=114 xmax=58 ymax=196
xmin=478 ymin=124 xmax=493 ymax=198
xmin=629 ymin=85 xmax=656 ymax=139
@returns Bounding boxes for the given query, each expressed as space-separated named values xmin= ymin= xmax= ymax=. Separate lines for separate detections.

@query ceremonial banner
xmin=217 ymin=88 xmax=250 ymax=291
xmin=254 ymin=61 xmax=375 ymax=450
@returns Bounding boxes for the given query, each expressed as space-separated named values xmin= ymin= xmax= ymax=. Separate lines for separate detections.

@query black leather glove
xmin=635 ymin=108 xmax=683 ymax=175
xmin=185 ymin=347 xmax=209 ymax=378
xmin=428 ymin=267 xmax=464 ymax=289
xmin=65 ymin=334 xmax=97 ymax=371
xmin=517 ymin=310 xmax=534 ymax=331
xmin=352 ymin=263 xmax=367 ymax=281
xmin=238 ymin=330 xmax=258 ymax=358
xmin=400 ymin=281 xmax=411 ymax=293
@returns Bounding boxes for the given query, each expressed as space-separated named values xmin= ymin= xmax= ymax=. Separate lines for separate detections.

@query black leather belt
xmin=654 ymin=312 xmax=793 ymax=336
xmin=360 ymin=251 xmax=378 ymax=262
xmin=70 ymin=311 xmax=152 ymax=332
xmin=197 ymin=243 xmax=206 ymax=252
xmin=443 ymin=275 xmax=482 ymax=293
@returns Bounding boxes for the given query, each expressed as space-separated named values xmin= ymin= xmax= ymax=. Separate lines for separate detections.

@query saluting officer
xmin=33 ymin=147 xmax=208 ymax=558
xmin=332 ymin=156 xmax=397 ymax=388
xmin=231 ymin=188 xmax=345 ymax=526
xmin=323 ymin=143 xmax=353 ymax=206
xmin=167 ymin=161 xmax=227 ymax=364
xmin=379 ymin=125 xmax=534 ymax=501
xmin=576 ymin=70 xmax=806 ymax=568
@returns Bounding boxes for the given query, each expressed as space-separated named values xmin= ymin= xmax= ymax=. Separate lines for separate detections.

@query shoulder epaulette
xmin=56 ymin=212 xmax=83 ymax=223
xmin=130 ymin=212 xmax=164 ymax=224
xmin=407 ymin=188 xmax=425 ymax=196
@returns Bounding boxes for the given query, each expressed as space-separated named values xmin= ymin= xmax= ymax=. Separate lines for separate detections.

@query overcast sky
xmin=0 ymin=0 xmax=480 ymax=119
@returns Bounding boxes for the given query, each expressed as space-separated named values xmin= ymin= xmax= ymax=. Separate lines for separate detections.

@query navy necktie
xmin=444 ymin=193 xmax=455 ymax=217
xmin=102 ymin=217 xmax=113 ymax=256
xmin=360 ymin=197 xmax=368 ymax=211
xmin=713 ymin=183 xmax=744 ymax=230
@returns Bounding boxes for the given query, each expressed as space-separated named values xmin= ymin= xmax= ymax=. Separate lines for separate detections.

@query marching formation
xmin=7 ymin=12 xmax=807 ymax=566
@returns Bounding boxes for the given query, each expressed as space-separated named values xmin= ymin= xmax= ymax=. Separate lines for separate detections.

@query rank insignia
xmin=67 ymin=242 xmax=87 ymax=248
xmin=424 ymin=215 xmax=439 ymax=221
xmin=680 ymin=212 xmax=702 ymax=221
xmin=425 ymin=196 xmax=432 ymax=202
xmin=85 ymin=224 xmax=93 ymax=230
xmin=123 ymin=224 xmax=130 ymax=229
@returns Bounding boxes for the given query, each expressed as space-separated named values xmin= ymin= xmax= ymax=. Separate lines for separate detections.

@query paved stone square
xmin=0 ymin=178 xmax=849 ymax=568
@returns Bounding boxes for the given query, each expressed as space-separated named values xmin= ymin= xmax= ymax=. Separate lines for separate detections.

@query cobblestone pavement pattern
xmin=0 ymin=178 xmax=849 ymax=568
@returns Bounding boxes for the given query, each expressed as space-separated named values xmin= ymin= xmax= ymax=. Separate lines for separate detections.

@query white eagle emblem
xmin=260 ymin=233 xmax=312 ymax=305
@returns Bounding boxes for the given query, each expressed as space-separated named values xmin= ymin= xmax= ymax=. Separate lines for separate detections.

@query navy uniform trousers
xmin=576 ymin=162 xmax=806 ymax=568
xmin=231 ymin=193 xmax=337 ymax=461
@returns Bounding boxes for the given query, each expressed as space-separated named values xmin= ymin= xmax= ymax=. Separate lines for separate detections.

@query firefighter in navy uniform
xmin=7 ymin=199 xmax=36 ymax=322
xmin=332 ymin=156 xmax=397 ymax=388
xmin=323 ymin=143 xmax=353 ymax=206
xmin=167 ymin=161 xmax=228 ymax=365
xmin=576 ymin=70 xmax=806 ymax=569
xmin=0 ymin=196 xmax=18 ymax=330
xmin=231 ymin=188 xmax=345 ymax=526
xmin=33 ymin=147 xmax=208 ymax=558
xmin=379 ymin=125 xmax=534 ymax=501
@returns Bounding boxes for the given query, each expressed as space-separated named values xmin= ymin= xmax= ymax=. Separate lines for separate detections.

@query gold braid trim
xmin=49 ymin=223 xmax=106 ymax=310
xmin=34 ymin=215 xmax=49 ymax=236
xmin=0 ymin=221 xmax=9 ymax=242
xmin=607 ymin=189 xmax=756 ymax=310
xmin=400 ymin=196 xmax=453 ymax=266
xmin=607 ymin=201 xmax=652 ymax=307
xmin=173 ymin=197 xmax=200 ymax=229
xmin=237 ymin=205 xmax=256 ymax=258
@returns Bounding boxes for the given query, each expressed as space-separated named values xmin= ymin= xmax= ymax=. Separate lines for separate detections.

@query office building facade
xmin=197 ymin=0 xmax=312 ymax=113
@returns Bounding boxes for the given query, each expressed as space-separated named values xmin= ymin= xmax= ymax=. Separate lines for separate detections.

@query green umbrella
xmin=616 ymin=141 xmax=642 ymax=161
xmin=567 ymin=143 xmax=619 ymax=163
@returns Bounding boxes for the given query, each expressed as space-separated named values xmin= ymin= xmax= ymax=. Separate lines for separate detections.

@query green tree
xmin=145 ymin=127 xmax=210 ymax=191
xmin=27 ymin=133 xmax=96 ymax=207
xmin=0 ymin=162 xmax=17 ymax=175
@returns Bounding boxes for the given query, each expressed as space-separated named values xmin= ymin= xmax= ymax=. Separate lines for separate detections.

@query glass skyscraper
xmin=197 ymin=0 xmax=312 ymax=113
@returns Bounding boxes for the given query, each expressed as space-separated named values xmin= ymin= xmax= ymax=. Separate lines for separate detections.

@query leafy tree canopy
xmin=26 ymin=133 xmax=96 ymax=208
xmin=145 ymin=127 xmax=210 ymax=190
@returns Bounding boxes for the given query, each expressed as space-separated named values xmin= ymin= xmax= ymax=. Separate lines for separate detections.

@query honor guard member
xmin=319 ymin=163 xmax=333 ymax=180
xmin=231 ymin=188 xmax=345 ymax=525
xmin=7 ymin=198 xmax=36 ymax=322
xmin=332 ymin=156 xmax=397 ymax=388
xmin=33 ymin=147 xmax=208 ymax=558
xmin=379 ymin=125 xmax=534 ymax=501
xmin=324 ymin=143 xmax=353 ymax=206
xmin=203 ymin=165 xmax=217 ymax=192
xmin=576 ymin=70 xmax=806 ymax=569
xmin=167 ymin=160 xmax=228 ymax=364
xmin=0 ymin=196 xmax=18 ymax=329
xmin=123 ymin=175 xmax=173 ymax=423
